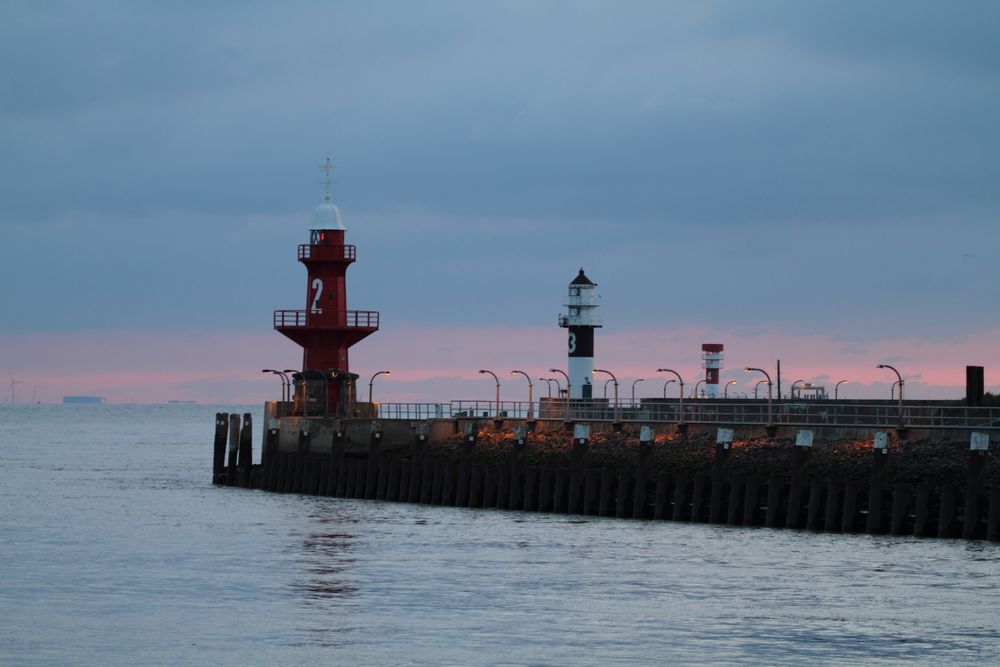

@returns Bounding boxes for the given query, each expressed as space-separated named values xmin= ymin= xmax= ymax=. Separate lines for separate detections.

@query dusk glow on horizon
xmin=2 ymin=3 xmax=998 ymax=405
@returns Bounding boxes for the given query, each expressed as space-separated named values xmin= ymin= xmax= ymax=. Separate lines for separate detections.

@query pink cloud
xmin=2 ymin=324 xmax=998 ymax=404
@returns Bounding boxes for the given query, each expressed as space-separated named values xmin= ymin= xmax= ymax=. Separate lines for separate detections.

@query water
xmin=2 ymin=405 xmax=999 ymax=665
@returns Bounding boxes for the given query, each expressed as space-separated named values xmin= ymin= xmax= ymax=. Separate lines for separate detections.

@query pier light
xmin=791 ymin=379 xmax=805 ymax=399
xmin=694 ymin=379 xmax=707 ymax=399
xmin=510 ymin=370 xmax=533 ymax=418
xmin=368 ymin=370 xmax=391 ymax=409
xmin=655 ymin=368 xmax=685 ymax=424
xmin=835 ymin=380 xmax=848 ymax=400
xmin=724 ymin=379 xmax=737 ymax=399
xmin=539 ymin=377 xmax=555 ymax=398
xmin=262 ymin=369 xmax=290 ymax=403
xmin=592 ymin=369 xmax=619 ymax=421
xmin=743 ymin=367 xmax=773 ymax=425
xmin=753 ymin=379 xmax=767 ymax=399
xmin=631 ymin=378 xmax=645 ymax=404
xmin=548 ymin=368 xmax=571 ymax=418
xmin=662 ymin=378 xmax=676 ymax=399
xmin=479 ymin=369 xmax=501 ymax=418
xmin=603 ymin=377 xmax=614 ymax=399
xmin=876 ymin=363 xmax=905 ymax=427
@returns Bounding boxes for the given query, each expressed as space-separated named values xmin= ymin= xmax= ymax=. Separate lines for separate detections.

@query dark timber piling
xmin=212 ymin=415 xmax=999 ymax=543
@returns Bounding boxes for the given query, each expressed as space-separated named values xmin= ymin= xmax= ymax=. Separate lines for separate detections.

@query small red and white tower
xmin=701 ymin=343 xmax=724 ymax=398
xmin=558 ymin=269 xmax=602 ymax=399
xmin=274 ymin=158 xmax=379 ymax=413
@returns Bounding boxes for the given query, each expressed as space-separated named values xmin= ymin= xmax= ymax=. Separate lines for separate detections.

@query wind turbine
xmin=8 ymin=372 xmax=22 ymax=404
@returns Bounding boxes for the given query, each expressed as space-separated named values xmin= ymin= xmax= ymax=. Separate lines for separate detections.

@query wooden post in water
xmin=457 ymin=423 xmax=476 ymax=506
xmin=616 ymin=469 xmax=632 ymax=518
xmin=866 ymin=432 xmax=890 ymax=534
xmin=824 ymin=481 xmax=842 ymax=532
xmin=806 ymin=480 xmax=825 ymax=530
xmin=890 ymin=483 xmax=913 ymax=535
xmin=509 ymin=424 xmax=528 ymax=511
xmin=672 ymin=476 xmax=690 ymax=521
xmin=409 ymin=426 xmax=428 ymax=503
xmin=653 ymin=473 xmax=670 ymax=520
xmin=709 ymin=434 xmax=733 ymax=523
xmin=964 ymin=435 xmax=989 ymax=539
xmin=237 ymin=413 xmax=253 ymax=488
xmin=598 ymin=469 xmax=613 ymax=517
xmin=765 ymin=478 xmax=783 ymax=528
xmin=365 ymin=422 xmax=383 ymax=500
xmin=912 ymin=484 xmax=931 ymax=537
xmin=326 ymin=425 xmax=346 ymax=497
xmin=584 ymin=469 xmax=600 ymax=515
xmin=632 ymin=427 xmax=653 ymax=520
xmin=226 ymin=413 xmax=240 ymax=486
xmin=213 ymin=413 xmax=228 ymax=485
xmin=987 ymin=486 xmax=1000 ymax=542
xmin=786 ymin=432 xmax=812 ymax=529
xmin=569 ymin=425 xmax=590 ymax=515
xmin=938 ymin=485 xmax=957 ymax=537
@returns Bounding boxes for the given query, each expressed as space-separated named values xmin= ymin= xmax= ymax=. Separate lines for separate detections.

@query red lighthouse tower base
xmin=274 ymin=168 xmax=379 ymax=414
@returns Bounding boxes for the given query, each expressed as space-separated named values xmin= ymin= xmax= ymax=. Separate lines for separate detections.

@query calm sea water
xmin=2 ymin=404 xmax=999 ymax=665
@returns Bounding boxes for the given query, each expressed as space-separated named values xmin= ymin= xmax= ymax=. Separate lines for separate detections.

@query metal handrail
xmin=370 ymin=399 xmax=1000 ymax=430
xmin=273 ymin=309 xmax=380 ymax=328
xmin=298 ymin=244 xmax=356 ymax=261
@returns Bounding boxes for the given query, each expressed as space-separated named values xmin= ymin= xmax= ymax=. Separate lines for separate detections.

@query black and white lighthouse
xmin=558 ymin=268 xmax=602 ymax=399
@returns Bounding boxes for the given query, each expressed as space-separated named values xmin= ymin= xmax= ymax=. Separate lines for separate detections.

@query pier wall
xmin=212 ymin=411 xmax=1000 ymax=542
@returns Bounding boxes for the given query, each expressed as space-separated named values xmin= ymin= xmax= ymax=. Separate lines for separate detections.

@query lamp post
xmin=478 ymin=369 xmax=501 ymax=418
xmin=283 ymin=369 xmax=299 ymax=415
xmin=631 ymin=378 xmax=645 ymax=404
xmin=603 ymin=378 xmax=614 ymax=399
xmin=510 ymin=370 xmax=533 ymax=418
xmin=724 ymin=379 xmax=737 ymax=398
xmin=662 ymin=378 xmax=676 ymax=398
xmin=549 ymin=368 xmax=571 ymax=419
xmin=368 ymin=370 xmax=391 ymax=408
xmin=835 ymin=380 xmax=848 ymax=399
xmin=744 ymin=367 xmax=773 ymax=425
xmin=539 ymin=378 xmax=554 ymax=398
xmin=790 ymin=379 xmax=805 ymax=399
xmin=891 ymin=380 xmax=901 ymax=400
xmin=693 ymin=379 xmax=706 ymax=399
xmin=876 ymin=363 xmax=904 ymax=427
xmin=754 ymin=379 xmax=767 ymax=399
xmin=262 ymin=369 xmax=289 ymax=403
xmin=593 ymin=369 xmax=619 ymax=422
xmin=656 ymin=369 xmax=685 ymax=424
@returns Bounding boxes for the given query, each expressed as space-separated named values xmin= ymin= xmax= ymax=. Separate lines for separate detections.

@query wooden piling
xmin=823 ymin=482 xmax=842 ymax=532
xmin=552 ymin=468 xmax=568 ymax=513
xmin=653 ymin=473 xmax=670 ymax=520
xmin=742 ymin=479 xmax=760 ymax=526
xmin=325 ymin=433 xmax=345 ymax=497
xmin=632 ymin=443 xmax=651 ymax=520
xmin=398 ymin=461 xmax=411 ymax=502
xmin=482 ymin=465 xmax=498 ymax=508
xmin=226 ymin=413 xmax=240 ymax=486
xmin=387 ymin=459 xmax=401 ymax=501
xmin=365 ymin=433 xmax=382 ymax=500
xmin=867 ymin=448 xmax=889 ymax=534
xmin=524 ymin=468 xmax=539 ymax=512
xmin=568 ymin=441 xmax=588 ymax=515
xmin=431 ymin=462 xmax=446 ymax=505
xmin=237 ymin=413 xmax=253 ymax=487
xmin=765 ymin=478 xmax=783 ymax=528
xmin=344 ymin=459 xmax=357 ymax=498
xmin=806 ymin=480 xmax=825 ymax=530
xmin=467 ymin=464 xmax=483 ymax=508
xmin=456 ymin=440 xmax=473 ymax=507
xmin=496 ymin=466 xmax=510 ymax=509
xmin=690 ymin=478 xmax=708 ymax=523
xmin=408 ymin=436 xmax=427 ymax=503
xmin=938 ymin=485 xmax=957 ymax=538
xmin=509 ymin=440 xmax=526 ymax=511
xmin=964 ymin=451 xmax=988 ymax=540
xmin=538 ymin=469 xmax=554 ymax=513
xmin=841 ymin=481 xmax=859 ymax=533
xmin=616 ymin=469 xmax=631 ymax=519
xmin=987 ymin=487 xmax=1000 ymax=542
xmin=890 ymin=483 xmax=913 ymax=535
xmin=709 ymin=443 xmax=732 ymax=524
xmin=419 ymin=459 xmax=434 ymax=504
xmin=913 ymin=484 xmax=931 ymax=537
xmin=212 ymin=413 xmax=228 ymax=485
xmin=785 ymin=445 xmax=810 ymax=529
xmin=582 ymin=469 xmax=599 ymax=516
xmin=726 ymin=479 xmax=745 ymax=526
xmin=598 ymin=469 xmax=613 ymax=517
xmin=672 ymin=476 xmax=689 ymax=522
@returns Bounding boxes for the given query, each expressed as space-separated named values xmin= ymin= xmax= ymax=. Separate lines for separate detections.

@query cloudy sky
xmin=2 ymin=1 xmax=998 ymax=404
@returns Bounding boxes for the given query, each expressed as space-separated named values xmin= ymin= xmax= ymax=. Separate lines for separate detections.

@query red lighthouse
xmin=273 ymin=159 xmax=379 ymax=414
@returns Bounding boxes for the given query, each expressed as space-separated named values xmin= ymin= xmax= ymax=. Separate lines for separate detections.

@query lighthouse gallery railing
xmin=273 ymin=310 xmax=380 ymax=328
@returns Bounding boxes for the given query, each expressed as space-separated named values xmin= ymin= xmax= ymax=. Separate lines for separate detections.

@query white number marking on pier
xmin=568 ymin=332 xmax=577 ymax=354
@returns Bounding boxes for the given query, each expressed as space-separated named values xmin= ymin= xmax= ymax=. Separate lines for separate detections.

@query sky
xmin=1 ymin=1 xmax=999 ymax=404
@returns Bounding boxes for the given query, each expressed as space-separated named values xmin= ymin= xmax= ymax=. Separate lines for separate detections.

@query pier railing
xmin=373 ymin=399 xmax=1000 ymax=430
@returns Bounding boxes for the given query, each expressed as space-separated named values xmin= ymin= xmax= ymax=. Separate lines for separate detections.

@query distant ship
xmin=63 ymin=396 xmax=105 ymax=404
